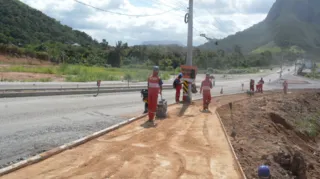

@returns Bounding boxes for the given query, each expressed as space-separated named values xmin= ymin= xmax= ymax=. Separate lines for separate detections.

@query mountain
xmin=142 ymin=41 xmax=184 ymax=46
xmin=0 ymin=0 xmax=97 ymax=46
xmin=199 ymin=0 xmax=320 ymax=56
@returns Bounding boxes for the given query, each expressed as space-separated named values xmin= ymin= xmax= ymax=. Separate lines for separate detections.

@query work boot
xmin=147 ymin=119 xmax=156 ymax=127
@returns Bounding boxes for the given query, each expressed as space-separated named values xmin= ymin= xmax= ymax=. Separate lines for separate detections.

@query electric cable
xmin=74 ymin=0 xmax=181 ymax=17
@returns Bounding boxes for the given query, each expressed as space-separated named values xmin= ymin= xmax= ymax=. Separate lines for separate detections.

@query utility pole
xmin=186 ymin=0 xmax=193 ymax=102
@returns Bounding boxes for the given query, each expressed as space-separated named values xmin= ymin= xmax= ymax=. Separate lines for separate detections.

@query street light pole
xmin=186 ymin=0 xmax=193 ymax=102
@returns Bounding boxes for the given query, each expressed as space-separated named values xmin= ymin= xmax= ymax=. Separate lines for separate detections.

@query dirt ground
xmin=218 ymin=90 xmax=320 ymax=179
xmin=0 ymin=55 xmax=64 ymax=82
xmin=0 ymin=55 xmax=52 ymax=65
xmin=0 ymin=94 xmax=257 ymax=179
xmin=0 ymin=72 xmax=64 ymax=82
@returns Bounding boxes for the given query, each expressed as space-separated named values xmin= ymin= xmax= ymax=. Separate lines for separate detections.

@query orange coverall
xmin=147 ymin=74 xmax=162 ymax=121
xmin=200 ymin=76 xmax=213 ymax=110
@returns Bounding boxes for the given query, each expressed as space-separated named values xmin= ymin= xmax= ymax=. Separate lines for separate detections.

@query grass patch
xmin=0 ymin=64 xmax=172 ymax=82
xmin=209 ymin=68 xmax=260 ymax=74
xmin=295 ymin=112 xmax=320 ymax=137
xmin=0 ymin=77 xmax=52 ymax=82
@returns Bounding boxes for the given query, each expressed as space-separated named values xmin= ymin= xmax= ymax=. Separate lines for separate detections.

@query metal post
xmin=280 ymin=52 xmax=283 ymax=79
xmin=186 ymin=0 xmax=193 ymax=102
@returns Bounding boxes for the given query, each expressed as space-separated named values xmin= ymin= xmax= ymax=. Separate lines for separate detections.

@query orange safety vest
xmin=201 ymin=80 xmax=212 ymax=92
xmin=148 ymin=75 xmax=160 ymax=90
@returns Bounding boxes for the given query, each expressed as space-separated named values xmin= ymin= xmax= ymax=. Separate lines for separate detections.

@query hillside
xmin=0 ymin=0 xmax=97 ymax=46
xmin=0 ymin=0 xmax=280 ymax=80
xmin=199 ymin=0 xmax=320 ymax=56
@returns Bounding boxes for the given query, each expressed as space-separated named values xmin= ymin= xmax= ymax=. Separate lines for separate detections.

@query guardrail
xmin=0 ymin=85 xmax=174 ymax=98
xmin=0 ymin=84 xmax=173 ymax=92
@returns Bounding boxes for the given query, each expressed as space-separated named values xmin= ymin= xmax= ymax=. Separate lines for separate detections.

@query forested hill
xmin=0 ymin=0 xmax=97 ymax=46
xmin=0 ymin=0 xmax=278 ymax=70
xmin=200 ymin=0 xmax=320 ymax=57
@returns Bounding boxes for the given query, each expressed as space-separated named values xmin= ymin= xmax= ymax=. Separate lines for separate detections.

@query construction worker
xmin=147 ymin=66 xmax=163 ymax=123
xmin=256 ymin=77 xmax=264 ymax=93
xmin=200 ymin=74 xmax=213 ymax=111
xmin=258 ymin=165 xmax=271 ymax=179
xmin=250 ymin=79 xmax=255 ymax=92
xmin=173 ymin=73 xmax=183 ymax=103
xmin=283 ymin=80 xmax=288 ymax=94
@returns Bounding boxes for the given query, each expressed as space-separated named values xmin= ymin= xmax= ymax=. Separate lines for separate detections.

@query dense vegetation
xmin=200 ymin=0 xmax=320 ymax=58
xmin=0 ymin=0 xmax=307 ymax=82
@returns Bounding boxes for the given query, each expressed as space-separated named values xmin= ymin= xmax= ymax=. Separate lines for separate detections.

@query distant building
xmin=304 ymin=60 xmax=313 ymax=69
xmin=72 ymin=43 xmax=80 ymax=47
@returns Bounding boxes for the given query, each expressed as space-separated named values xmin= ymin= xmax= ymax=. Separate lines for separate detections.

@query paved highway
xmin=0 ymin=69 xmax=279 ymax=90
xmin=0 ymin=66 xmax=318 ymax=168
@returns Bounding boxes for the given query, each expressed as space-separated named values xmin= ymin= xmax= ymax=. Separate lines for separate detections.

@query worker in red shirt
xmin=147 ymin=66 xmax=163 ymax=124
xmin=200 ymin=74 xmax=213 ymax=111
xmin=173 ymin=73 xmax=183 ymax=103
xmin=250 ymin=79 xmax=255 ymax=92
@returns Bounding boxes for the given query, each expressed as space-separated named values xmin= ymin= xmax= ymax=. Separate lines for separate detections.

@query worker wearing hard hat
xmin=258 ymin=165 xmax=270 ymax=179
xmin=200 ymin=73 xmax=213 ymax=111
xmin=147 ymin=66 xmax=163 ymax=124
xmin=173 ymin=73 xmax=183 ymax=103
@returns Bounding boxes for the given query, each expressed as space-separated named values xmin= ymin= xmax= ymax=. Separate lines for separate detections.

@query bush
xmin=207 ymin=67 xmax=214 ymax=74
xmin=36 ymin=52 xmax=49 ymax=61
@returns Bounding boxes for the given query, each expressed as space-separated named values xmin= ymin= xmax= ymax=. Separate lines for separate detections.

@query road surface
xmin=0 ymin=66 xmax=317 ymax=168
xmin=0 ymin=69 xmax=280 ymax=90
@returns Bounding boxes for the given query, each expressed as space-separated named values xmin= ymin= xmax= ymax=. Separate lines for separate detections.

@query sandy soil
xmin=0 ymin=55 xmax=63 ymax=82
xmin=218 ymin=90 xmax=320 ymax=179
xmin=0 ymin=72 xmax=64 ymax=82
xmin=0 ymin=94 xmax=255 ymax=179
xmin=0 ymin=55 xmax=52 ymax=66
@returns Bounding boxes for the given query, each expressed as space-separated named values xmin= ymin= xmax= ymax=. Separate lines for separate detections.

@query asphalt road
xmin=0 ymin=68 xmax=280 ymax=90
xmin=0 ymin=66 xmax=318 ymax=168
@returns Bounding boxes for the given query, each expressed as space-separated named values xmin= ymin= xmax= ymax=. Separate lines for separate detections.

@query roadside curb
xmin=216 ymin=111 xmax=247 ymax=179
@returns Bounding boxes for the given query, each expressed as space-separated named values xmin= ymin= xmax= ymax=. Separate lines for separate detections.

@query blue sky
xmin=19 ymin=0 xmax=276 ymax=46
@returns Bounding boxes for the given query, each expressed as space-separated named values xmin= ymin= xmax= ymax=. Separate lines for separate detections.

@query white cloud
xmin=19 ymin=0 xmax=276 ymax=46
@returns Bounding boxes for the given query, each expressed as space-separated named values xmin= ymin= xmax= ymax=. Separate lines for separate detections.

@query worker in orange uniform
xmin=147 ymin=66 xmax=163 ymax=124
xmin=256 ymin=77 xmax=264 ymax=93
xmin=283 ymin=80 xmax=288 ymax=94
xmin=250 ymin=79 xmax=255 ymax=92
xmin=200 ymin=74 xmax=213 ymax=111
xmin=173 ymin=73 xmax=183 ymax=103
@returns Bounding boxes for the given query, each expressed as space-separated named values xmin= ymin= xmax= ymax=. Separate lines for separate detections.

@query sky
xmin=19 ymin=0 xmax=276 ymax=46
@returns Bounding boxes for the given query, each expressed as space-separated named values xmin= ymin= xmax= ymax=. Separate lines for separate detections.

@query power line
xmin=139 ymin=0 xmax=186 ymax=18
xmin=195 ymin=0 xmax=224 ymax=35
xmin=74 ymin=0 xmax=180 ymax=17
xmin=74 ymin=0 xmax=202 ymax=39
